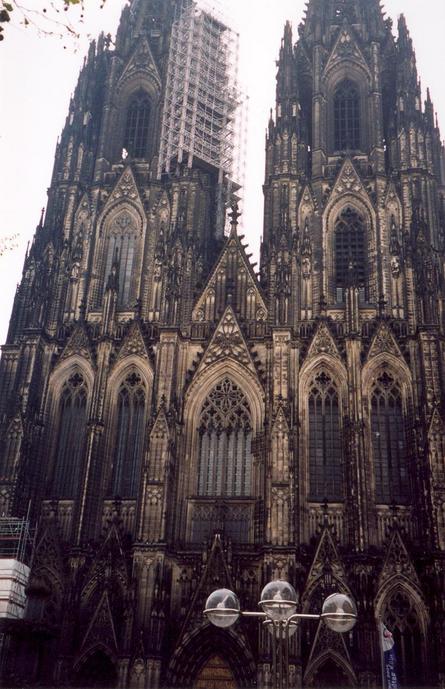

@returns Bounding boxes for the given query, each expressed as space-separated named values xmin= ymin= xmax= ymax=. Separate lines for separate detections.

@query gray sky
xmin=1 ymin=0 xmax=444 ymax=344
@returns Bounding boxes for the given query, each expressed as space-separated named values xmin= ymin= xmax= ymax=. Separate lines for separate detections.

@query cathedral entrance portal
xmin=194 ymin=654 xmax=238 ymax=689
xmin=74 ymin=650 xmax=118 ymax=688
xmin=307 ymin=657 xmax=353 ymax=689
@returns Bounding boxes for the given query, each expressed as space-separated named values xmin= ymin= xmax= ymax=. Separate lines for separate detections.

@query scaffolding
xmin=158 ymin=0 xmax=247 ymax=236
xmin=0 ymin=518 xmax=32 ymax=620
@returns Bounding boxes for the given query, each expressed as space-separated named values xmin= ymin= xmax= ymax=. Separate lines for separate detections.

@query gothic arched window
xmin=308 ymin=372 xmax=343 ymax=501
xmin=383 ymin=591 xmax=424 ymax=687
xmin=102 ymin=211 xmax=140 ymax=309
xmin=52 ymin=372 xmax=88 ymax=498
xmin=335 ymin=207 xmax=366 ymax=301
xmin=334 ymin=79 xmax=361 ymax=151
xmin=124 ymin=91 xmax=151 ymax=159
xmin=197 ymin=378 xmax=252 ymax=497
xmin=371 ymin=372 xmax=409 ymax=504
xmin=111 ymin=372 xmax=146 ymax=498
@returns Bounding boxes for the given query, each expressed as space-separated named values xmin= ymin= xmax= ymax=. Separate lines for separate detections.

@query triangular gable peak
xmin=428 ymin=406 xmax=445 ymax=439
xmin=304 ymin=620 xmax=355 ymax=684
xmin=326 ymin=158 xmax=371 ymax=205
xmin=60 ymin=324 xmax=95 ymax=366
xmin=118 ymin=35 xmax=161 ymax=91
xmin=367 ymin=322 xmax=403 ymax=361
xmin=384 ymin=182 xmax=402 ymax=213
xmin=298 ymin=184 xmax=318 ymax=226
xmin=81 ymin=523 xmax=128 ymax=602
xmin=104 ymin=166 xmax=144 ymax=213
xmin=179 ymin=534 xmax=234 ymax=637
xmin=150 ymin=405 xmax=169 ymax=440
xmin=378 ymin=529 xmax=421 ymax=593
xmin=195 ymin=306 xmax=258 ymax=376
xmin=324 ymin=24 xmax=371 ymax=78
xmin=115 ymin=321 xmax=151 ymax=363
xmin=272 ymin=404 xmax=290 ymax=434
xmin=306 ymin=322 xmax=341 ymax=361
xmin=303 ymin=527 xmax=349 ymax=603
xmin=192 ymin=231 xmax=267 ymax=324
xmin=149 ymin=189 xmax=171 ymax=223
xmin=79 ymin=590 xmax=118 ymax=656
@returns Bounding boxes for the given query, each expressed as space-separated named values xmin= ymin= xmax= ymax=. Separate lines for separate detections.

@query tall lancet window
xmin=52 ymin=372 xmax=88 ymax=498
xmin=335 ymin=207 xmax=366 ymax=302
xmin=308 ymin=372 xmax=343 ymax=501
xmin=124 ymin=91 xmax=151 ymax=158
xmin=334 ymin=79 xmax=361 ymax=151
xmin=371 ymin=372 xmax=409 ymax=504
xmin=102 ymin=211 xmax=140 ymax=309
xmin=198 ymin=379 xmax=252 ymax=497
xmin=111 ymin=372 xmax=146 ymax=498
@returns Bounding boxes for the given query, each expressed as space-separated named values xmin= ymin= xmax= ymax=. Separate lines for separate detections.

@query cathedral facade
xmin=1 ymin=0 xmax=445 ymax=687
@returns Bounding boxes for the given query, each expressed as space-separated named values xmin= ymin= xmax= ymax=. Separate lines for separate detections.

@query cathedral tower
xmin=1 ymin=0 xmax=445 ymax=687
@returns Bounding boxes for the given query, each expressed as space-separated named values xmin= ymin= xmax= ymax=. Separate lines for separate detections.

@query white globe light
xmin=204 ymin=588 xmax=240 ymax=629
xmin=322 ymin=593 xmax=357 ymax=633
xmin=259 ymin=580 xmax=298 ymax=621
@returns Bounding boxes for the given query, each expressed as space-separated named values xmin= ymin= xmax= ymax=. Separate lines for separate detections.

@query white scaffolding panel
xmin=158 ymin=0 xmax=247 ymax=236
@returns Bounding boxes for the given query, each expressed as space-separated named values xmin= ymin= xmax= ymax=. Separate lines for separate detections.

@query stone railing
xmin=41 ymin=500 xmax=74 ymax=541
xmin=376 ymin=505 xmax=415 ymax=544
xmin=307 ymin=503 xmax=345 ymax=544
xmin=187 ymin=498 xmax=255 ymax=544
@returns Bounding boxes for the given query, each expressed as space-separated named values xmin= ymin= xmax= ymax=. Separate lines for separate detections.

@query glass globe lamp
xmin=322 ymin=593 xmax=357 ymax=632
xmin=204 ymin=588 xmax=240 ymax=629
xmin=259 ymin=580 xmax=298 ymax=621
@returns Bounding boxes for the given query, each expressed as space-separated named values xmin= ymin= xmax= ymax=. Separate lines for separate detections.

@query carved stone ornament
xmin=117 ymin=323 xmax=149 ymax=362
xmin=378 ymin=530 xmax=421 ymax=591
xmin=112 ymin=169 xmax=139 ymax=202
xmin=367 ymin=323 xmax=401 ymax=360
xmin=307 ymin=322 xmax=341 ymax=360
xmin=204 ymin=308 xmax=251 ymax=367
xmin=336 ymin=163 xmax=362 ymax=195
xmin=60 ymin=326 xmax=94 ymax=364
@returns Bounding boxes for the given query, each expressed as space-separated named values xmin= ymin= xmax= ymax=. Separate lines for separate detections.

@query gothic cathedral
xmin=1 ymin=0 xmax=445 ymax=687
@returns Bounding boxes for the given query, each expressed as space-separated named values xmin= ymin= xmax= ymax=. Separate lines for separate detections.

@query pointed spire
xmin=229 ymin=200 xmax=241 ymax=237
xmin=275 ymin=21 xmax=299 ymax=126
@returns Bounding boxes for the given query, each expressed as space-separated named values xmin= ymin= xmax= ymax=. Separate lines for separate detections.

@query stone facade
xmin=1 ymin=0 xmax=445 ymax=687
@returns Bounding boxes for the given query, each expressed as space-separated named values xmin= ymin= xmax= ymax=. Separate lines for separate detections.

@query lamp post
xmin=204 ymin=580 xmax=357 ymax=689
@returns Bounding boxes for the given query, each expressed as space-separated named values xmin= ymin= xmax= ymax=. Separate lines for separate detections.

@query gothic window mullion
xmin=334 ymin=79 xmax=360 ymax=151
xmin=197 ymin=378 xmax=252 ymax=499
xmin=308 ymin=373 xmax=343 ymax=502
xmin=112 ymin=374 xmax=146 ymax=499
xmin=371 ymin=374 xmax=409 ymax=505
xmin=52 ymin=374 xmax=88 ymax=499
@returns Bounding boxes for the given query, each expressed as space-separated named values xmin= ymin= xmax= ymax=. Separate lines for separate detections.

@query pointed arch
xmin=323 ymin=193 xmax=376 ymax=305
xmin=375 ymin=580 xmax=429 ymax=688
xmin=196 ymin=378 xmax=252 ymax=498
xmin=167 ymin=625 xmax=256 ymax=689
xmin=299 ymin=356 xmax=348 ymax=512
xmin=304 ymin=651 xmax=356 ymax=688
xmin=182 ymin=361 xmax=264 ymax=544
xmin=362 ymin=355 xmax=413 ymax=507
xmin=124 ymin=89 xmax=151 ymax=159
xmin=185 ymin=359 xmax=264 ymax=433
xmin=45 ymin=358 xmax=94 ymax=501
xmin=95 ymin=204 xmax=144 ymax=310
xmin=334 ymin=79 xmax=361 ymax=151
xmin=103 ymin=358 xmax=153 ymax=501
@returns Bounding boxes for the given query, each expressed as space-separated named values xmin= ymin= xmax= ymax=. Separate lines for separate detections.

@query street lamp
xmin=204 ymin=581 xmax=357 ymax=689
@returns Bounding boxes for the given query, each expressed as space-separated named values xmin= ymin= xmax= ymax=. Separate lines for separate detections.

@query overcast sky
xmin=1 ymin=0 xmax=445 ymax=345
